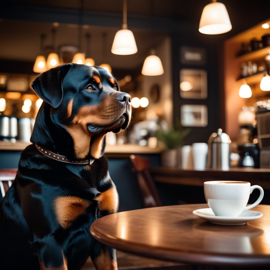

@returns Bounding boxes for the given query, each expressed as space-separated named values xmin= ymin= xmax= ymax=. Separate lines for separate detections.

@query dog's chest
xmin=54 ymin=196 xmax=92 ymax=228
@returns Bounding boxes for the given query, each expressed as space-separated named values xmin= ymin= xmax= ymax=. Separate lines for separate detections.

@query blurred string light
xmin=260 ymin=74 xmax=270 ymax=91
xmin=180 ymin=81 xmax=192 ymax=91
xmin=24 ymin=99 xmax=32 ymax=107
xmin=262 ymin=23 xmax=270 ymax=29
xmin=140 ymin=97 xmax=149 ymax=108
xmin=22 ymin=105 xmax=30 ymax=113
xmin=131 ymin=97 xmax=140 ymax=108
xmin=239 ymin=81 xmax=252 ymax=98
xmin=36 ymin=99 xmax=43 ymax=108
xmin=0 ymin=98 xmax=6 ymax=112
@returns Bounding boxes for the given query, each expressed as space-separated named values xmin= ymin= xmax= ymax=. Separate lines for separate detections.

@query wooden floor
xmin=80 ymin=250 xmax=190 ymax=270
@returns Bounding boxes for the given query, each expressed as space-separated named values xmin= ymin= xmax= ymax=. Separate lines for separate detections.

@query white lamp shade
xmin=260 ymin=75 xmax=270 ymax=91
xmin=141 ymin=55 xmax=164 ymax=76
xmin=85 ymin=58 xmax=95 ymax=66
xmin=47 ymin=53 xmax=60 ymax=69
xmin=199 ymin=2 xmax=232 ymax=35
xmin=111 ymin=29 xmax=138 ymax=55
xmin=72 ymin=53 xmax=85 ymax=64
xmin=239 ymin=84 xmax=252 ymax=98
xmin=100 ymin=64 xmax=112 ymax=73
xmin=33 ymin=55 xmax=47 ymax=73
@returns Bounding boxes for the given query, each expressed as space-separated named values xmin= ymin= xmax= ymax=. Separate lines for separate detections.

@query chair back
xmin=129 ymin=155 xmax=162 ymax=208
xmin=0 ymin=169 xmax=17 ymax=198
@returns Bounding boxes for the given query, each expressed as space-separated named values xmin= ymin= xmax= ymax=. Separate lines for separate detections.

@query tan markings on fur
xmin=92 ymin=248 xmax=118 ymax=270
xmin=54 ymin=196 xmax=91 ymax=229
xmin=39 ymin=253 xmax=67 ymax=270
xmin=96 ymin=186 xmax=119 ymax=214
xmin=93 ymin=76 xmax=101 ymax=84
xmin=65 ymin=125 xmax=91 ymax=159
xmin=67 ymin=99 xmax=74 ymax=118
xmin=90 ymin=133 xmax=106 ymax=159
xmin=109 ymin=78 xmax=115 ymax=85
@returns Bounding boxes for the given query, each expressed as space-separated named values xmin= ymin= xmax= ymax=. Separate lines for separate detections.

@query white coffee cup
xmin=192 ymin=143 xmax=208 ymax=170
xmin=204 ymin=181 xmax=264 ymax=217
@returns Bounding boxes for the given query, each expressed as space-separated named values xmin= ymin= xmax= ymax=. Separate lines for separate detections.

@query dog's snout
xmin=116 ymin=93 xmax=131 ymax=104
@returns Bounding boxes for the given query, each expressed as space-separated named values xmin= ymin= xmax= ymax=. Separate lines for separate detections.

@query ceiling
xmin=1 ymin=0 xmax=270 ymax=71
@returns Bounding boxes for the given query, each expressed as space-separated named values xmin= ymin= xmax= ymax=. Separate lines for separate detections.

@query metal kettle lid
xmin=208 ymin=128 xmax=231 ymax=144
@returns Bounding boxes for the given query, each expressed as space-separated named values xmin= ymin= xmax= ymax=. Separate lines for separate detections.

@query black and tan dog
xmin=0 ymin=64 xmax=131 ymax=270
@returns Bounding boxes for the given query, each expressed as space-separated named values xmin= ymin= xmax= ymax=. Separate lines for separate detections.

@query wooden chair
xmin=129 ymin=155 xmax=162 ymax=208
xmin=0 ymin=169 xmax=17 ymax=198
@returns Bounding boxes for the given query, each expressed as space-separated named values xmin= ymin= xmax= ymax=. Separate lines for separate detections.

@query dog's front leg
xmin=90 ymin=241 xmax=117 ymax=270
xmin=35 ymin=236 xmax=68 ymax=270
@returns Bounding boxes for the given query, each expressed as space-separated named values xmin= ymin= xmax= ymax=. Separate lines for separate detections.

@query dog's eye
xmin=113 ymin=84 xmax=118 ymax=90
xmin=86 ymin=85 xmax=93 ymax=91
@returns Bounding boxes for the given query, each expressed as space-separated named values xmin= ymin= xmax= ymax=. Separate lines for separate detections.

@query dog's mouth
xmin=87 ymin=113 xmax=129 ymax=134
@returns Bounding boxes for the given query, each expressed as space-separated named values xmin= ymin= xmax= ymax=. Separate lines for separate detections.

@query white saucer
xmin=193 ymin=208 xmax=263 ymax=225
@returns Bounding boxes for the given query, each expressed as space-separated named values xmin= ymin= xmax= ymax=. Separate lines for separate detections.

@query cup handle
xmin=244 ymin=185 xmax=264 ymax=211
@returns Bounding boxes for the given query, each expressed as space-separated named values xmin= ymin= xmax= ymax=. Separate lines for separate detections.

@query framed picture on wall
xmin=181 ymin=105 xmax=208 ymax=127
xmin=180 ymin=46 xmax=206 ymax=65
xmin=180 ymin=69 xmax=207 ymax=99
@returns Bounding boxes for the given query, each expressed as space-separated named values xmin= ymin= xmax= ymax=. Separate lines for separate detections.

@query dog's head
xmin=31 ymin=64 xmax=131 ymax=159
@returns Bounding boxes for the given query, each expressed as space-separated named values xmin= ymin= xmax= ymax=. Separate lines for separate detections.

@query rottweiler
xmin=0 ymin=64 xmax=131 ymax=270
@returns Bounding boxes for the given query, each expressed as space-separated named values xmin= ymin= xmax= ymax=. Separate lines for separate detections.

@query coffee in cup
xmin=204 ymin=181 xmax=264 ymax=217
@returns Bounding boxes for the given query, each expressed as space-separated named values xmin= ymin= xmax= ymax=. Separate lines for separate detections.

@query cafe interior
xmin=1 ymin=0 xmax=270 ymax=269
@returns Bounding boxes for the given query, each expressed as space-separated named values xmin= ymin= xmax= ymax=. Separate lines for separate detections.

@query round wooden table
xmin=90 ymin=204 xmax=270 ymax=267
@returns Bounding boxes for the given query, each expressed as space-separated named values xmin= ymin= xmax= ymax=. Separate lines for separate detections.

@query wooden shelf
xmin=237 ymin=72 xmax=264 ymax=85
xmin=237 ymin=46 xmax=270 ymax=62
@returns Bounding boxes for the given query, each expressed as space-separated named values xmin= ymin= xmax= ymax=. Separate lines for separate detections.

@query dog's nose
xmin=115 ymin=93 xmax=131 ymax=104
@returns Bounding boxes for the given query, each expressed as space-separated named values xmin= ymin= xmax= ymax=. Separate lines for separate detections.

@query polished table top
xmin=90 ymin=204 xmax=270 ymax=267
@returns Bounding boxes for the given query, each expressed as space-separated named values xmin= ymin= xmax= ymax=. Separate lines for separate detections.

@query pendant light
xmin=85 ymin=33 xmax=95 ymax=66
xmin=199 ymin=0 xmax=232 ymax=35
xmin=100 ymin=33 xmax=112 ymax=73
xmin=47 ymin=28 xmax=60 ymax=69
xmin=33 ymin=34 xmax=47 ymax=73
xmin=141 ymin=0 xmax=164 ymax=76
xmin=111 ymin=0 xmax=137 ymax=55
xmin=260 ymin=73 xmax=270 ymax=91
xmin=239 ymin=80 xmax=252 ymax=98
xmin=72 ymin=0 xmax=85 ymax=64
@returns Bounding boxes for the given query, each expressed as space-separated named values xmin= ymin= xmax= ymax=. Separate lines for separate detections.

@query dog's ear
xmin=31 ymin=64 xmax=72 ymax=109
xmin=90 ymin=134 xmax=106 ymax=159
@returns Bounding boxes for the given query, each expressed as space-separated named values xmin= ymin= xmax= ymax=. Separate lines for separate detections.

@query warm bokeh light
xmin=260 ymin=75 xmax=270 ymax=91
xmin=33 ymin=55 xmax=47 ymax=73
xmin=100 ymin=64 xmax=112 ymax=73
xmin=141 ymin=55 xmax=164 ymax=76
xmin=85 ymin=58 xmax=95 ymax=66
xmin=131 ymin=97 xmax=140 ymax=108
xmin=24 ymin=99 xmax=32 ymax=107
xmin=140 ymin=97 xmax=149 ymax=108
xmin=22 ymin=105 xmax=30 ymax=113
xmin=72 ymin=53 xmax=85 ymax=65
xmin=6 ymin=92 xmax=21 ymax=99
xmin=199 ymin=2 xmax=232 ymax=35
xmin=262 ymin=23 xmax=270 ymax=29
xmin=47 ymin=53 xmax=59 ymax=69
xmin=0 ymin=98 xmax=6 ymax=112
xmin=239 ymin=84 xmax=252 ymax=98
xmin=36 ymin=99 xmax=43 ymax=108
xmin=111 ymin=29 xmax=138 ymax=55
xmin=180 ymin=81 xmax=193 ymax=91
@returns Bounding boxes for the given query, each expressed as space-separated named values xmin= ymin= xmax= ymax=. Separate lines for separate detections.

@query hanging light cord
xmin=52 ymin=28 xmax=56 ymax=52
xmin=40 ymin=34 xmax=45 ymax=54
xmin=86 ymin=33 xmax=90 ymax=57
xmin=122 ymin=0 xmax=127 ymax=29
xmin=78 ymin=0 xmax=84 ymax=51
xmin=150 ymin=0 xmax=155 ymax=54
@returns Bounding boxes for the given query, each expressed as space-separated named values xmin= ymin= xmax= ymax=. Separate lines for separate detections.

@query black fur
xmin=0 ymin=64 xmax=131 ymax=270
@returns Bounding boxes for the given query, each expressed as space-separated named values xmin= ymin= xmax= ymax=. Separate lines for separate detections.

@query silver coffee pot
xmin=207 ymin=128 xmax=231 ymax=170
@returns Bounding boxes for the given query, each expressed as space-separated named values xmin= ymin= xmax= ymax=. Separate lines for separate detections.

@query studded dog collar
xmin=35 ymin=145 xmax=95 ymax=165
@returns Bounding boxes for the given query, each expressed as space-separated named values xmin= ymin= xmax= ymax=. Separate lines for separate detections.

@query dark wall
xmin=171 ymin=32 xmax=224 ymax=145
